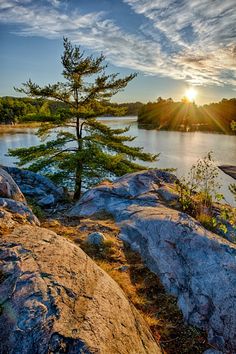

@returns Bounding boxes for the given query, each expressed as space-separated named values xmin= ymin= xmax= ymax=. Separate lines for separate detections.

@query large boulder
xmin=0 ymin=168 xmax=39 ymax=226
xmin=69 ymin=169 xmax=177 ymax=218
xmin=119 ymin=205 xmax=236 ymax=353
xmin=0 ymin=197 xmax=39 ymax=225
xmin=1 ymin=166 xmax=65 ymax=208
xmin=0 ymin=167 xmax=26 ymax=203
xmin=68 ymin=170 xmax=236 ymax=353
xmin=0 ymin=225 xmax=161 ymax=354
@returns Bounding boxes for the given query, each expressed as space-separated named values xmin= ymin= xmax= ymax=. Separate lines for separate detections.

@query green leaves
xmin=15 ymin=80 xmax=71 ymax=105
xmin=10 ymin=38 xmax=157 ymax=198
xmin=62 ymin=37 xmax=106 ymax=80
xmin=176 ymin=152 xmax=236 ymax=238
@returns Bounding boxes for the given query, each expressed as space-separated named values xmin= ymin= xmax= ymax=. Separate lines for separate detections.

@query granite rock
xmin=68 ymin=169 xmax=236 ymax=353
xmin=1 ymin=166 xmax=65 ymax=208
xmin=86 ymin=232 xmax=106 ymax=246
xmin=0 ymin=167 xmax=26 ymax=203
xmin=0 ymin=225 xmax=161 ymax=354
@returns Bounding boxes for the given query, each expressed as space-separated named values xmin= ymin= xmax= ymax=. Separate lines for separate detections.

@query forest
xmin=1 ymin=95 xmax=236 ymax=135
xmin=0 ymin=96 xmax=143 ymax=124
xmin=138 ymin=97 xmax=236 ymax=134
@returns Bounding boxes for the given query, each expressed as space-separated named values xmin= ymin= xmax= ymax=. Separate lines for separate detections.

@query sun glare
xmin=185 ymin=88 xmax=197 ymax=102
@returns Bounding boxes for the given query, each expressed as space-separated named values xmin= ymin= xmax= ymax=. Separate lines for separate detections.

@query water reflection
xmin=0 ymin=118 xmax=235 ymax=205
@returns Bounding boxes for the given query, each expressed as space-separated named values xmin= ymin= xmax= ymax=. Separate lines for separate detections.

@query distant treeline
xmin=138 ymin=97 xmax=236 ymax=134
xmin=0 ymin=96 xmax=143 ymax=124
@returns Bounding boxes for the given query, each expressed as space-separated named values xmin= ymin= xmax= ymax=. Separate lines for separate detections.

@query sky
xmin=0 ymin=0 xmax=236 ymax=105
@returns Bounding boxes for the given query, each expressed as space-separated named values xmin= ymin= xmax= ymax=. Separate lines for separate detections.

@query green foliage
xmin=104 ymin=101 xmax=144 ymax=116
xmin=176 ymin=152 xmax=222 ymax=213
xmin=0 ymin=96 xmax=69 ymax=124
xmin=0 ymin=96 xmax=27 ymax=124
xmin=176 ymin=152 xmax=236 ymax=236
xmin=197 ymin=213 xmax=218 ymax=232
xmin=175 ymin=179 xmax=195 ymax=214
xmin=187 ymin=152 xmax=222 ymax=207
xmin=9 ymin=38 xmax=157 ymax=198
xmin=231 ymin=120 xmax=236 ymax=131
xmin=0 ymin=96 xmax=142 ymax=124
xmin=138 ymin=97 xmax=236 ymax=134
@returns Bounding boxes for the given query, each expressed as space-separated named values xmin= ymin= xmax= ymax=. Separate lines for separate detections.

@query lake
xmin=0 ymin=117 xmax=235 ymax=205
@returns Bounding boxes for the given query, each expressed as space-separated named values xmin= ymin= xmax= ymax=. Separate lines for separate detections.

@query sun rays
xmin=185 ymin=88 xmax=197 ymax=102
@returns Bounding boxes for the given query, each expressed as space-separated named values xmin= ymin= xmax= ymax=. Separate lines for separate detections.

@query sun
xmin=185 ymin=88 xmax=197 ymax=102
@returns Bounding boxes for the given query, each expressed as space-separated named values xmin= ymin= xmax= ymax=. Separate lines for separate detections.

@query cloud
xmin=0 ymin=1 xmax=103 ymax=36
xmin=0 ymin=1 xmax=168 ymax=74
xmin=124 ymin=0 xmax=236 ymax=86
xmin=0 ymin=0 xmax=235 ymax=87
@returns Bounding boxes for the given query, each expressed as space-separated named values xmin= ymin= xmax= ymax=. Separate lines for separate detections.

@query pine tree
xmin=9 ymin=38 xmax=158 ymax=199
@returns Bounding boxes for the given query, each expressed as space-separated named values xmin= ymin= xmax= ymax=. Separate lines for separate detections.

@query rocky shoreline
xmin=1 ymin=166 xmax=236 ymax=353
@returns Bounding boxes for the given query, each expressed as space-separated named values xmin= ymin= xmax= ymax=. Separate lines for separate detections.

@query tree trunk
xmin=74 ymin=163 xmax=82 ymax=200
xmin=74 ymin=114 xmax=82 ymax=200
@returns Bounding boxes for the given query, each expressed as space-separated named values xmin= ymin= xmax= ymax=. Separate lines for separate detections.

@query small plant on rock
xmin=188 ymin=152 xmax=222 ymax=209
xmin=176 ymin=152 xmax=222 ymax=214
xmin=176 ymin=152 xmax=236 ymax=237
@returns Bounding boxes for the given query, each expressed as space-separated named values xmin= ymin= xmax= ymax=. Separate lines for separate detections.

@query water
xmin=0 ymin=117 xmax=235 ymax=205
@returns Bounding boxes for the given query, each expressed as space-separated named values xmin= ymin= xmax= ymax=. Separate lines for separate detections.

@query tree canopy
xmin=138 ymin=98 xmax=236 ymax=134
xmin=9 ymin=38 xmax=157 ymax=198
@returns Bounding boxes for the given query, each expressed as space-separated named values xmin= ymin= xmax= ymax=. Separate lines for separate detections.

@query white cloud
xmin=123 ymin=0 xmax=236 ymax=86
xmin=0 ymin=0 xmax=235 ymax=87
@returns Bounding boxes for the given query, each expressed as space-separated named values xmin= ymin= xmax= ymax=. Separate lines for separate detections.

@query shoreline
xmin=1 ymin=121 xmax=236 ymax=136
xmin=138 ymin=124 xmax=236 ymax=136
xmin=0 ymin=122 xmax=41 ymax=134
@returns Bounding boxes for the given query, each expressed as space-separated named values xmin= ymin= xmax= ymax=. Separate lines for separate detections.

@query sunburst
xmin=185 ymin=88 xmax=197 ymax=102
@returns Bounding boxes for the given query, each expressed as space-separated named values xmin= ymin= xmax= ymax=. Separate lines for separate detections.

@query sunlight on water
xmin=0 ymin=117 xmax=235 ymax=205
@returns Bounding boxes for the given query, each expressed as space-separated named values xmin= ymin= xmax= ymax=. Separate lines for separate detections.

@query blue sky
xmin=0 ymin=0 xmax=236 ymax=104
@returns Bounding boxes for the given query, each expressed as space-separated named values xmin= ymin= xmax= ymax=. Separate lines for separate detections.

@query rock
xmin=86 ymin=232 xmax=106 ymax=246
xmin=0 ymin=167 xmax=26 ymax=203
xmin=0 ymin=168 xmax=39 ymax=227
xmin=68 ymin=169 xmax=236 ymax=352
xmin=20 ymin=184 xmax=46 ymax=197
xmin=0 ymin=197 xmax=39 ymax=225
xmin=115 ymin=265 xmax=129 ymax=272
xmin=69 ymin=169 xmax=177 ymax=218
xmin=118 ymin=205 xmax=236 ymax=352
xmin=0 ymin=225 xmax=161 ymax=354
xmin=0 ymin=208 xmax=18 ymax=230
xmin=1 ymin=166 xmax=65 ymax=208
xmin=156 ymin=185 xmax=179 ymax=202
xmin=38 ymin=194 xmax=55 ymax=207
